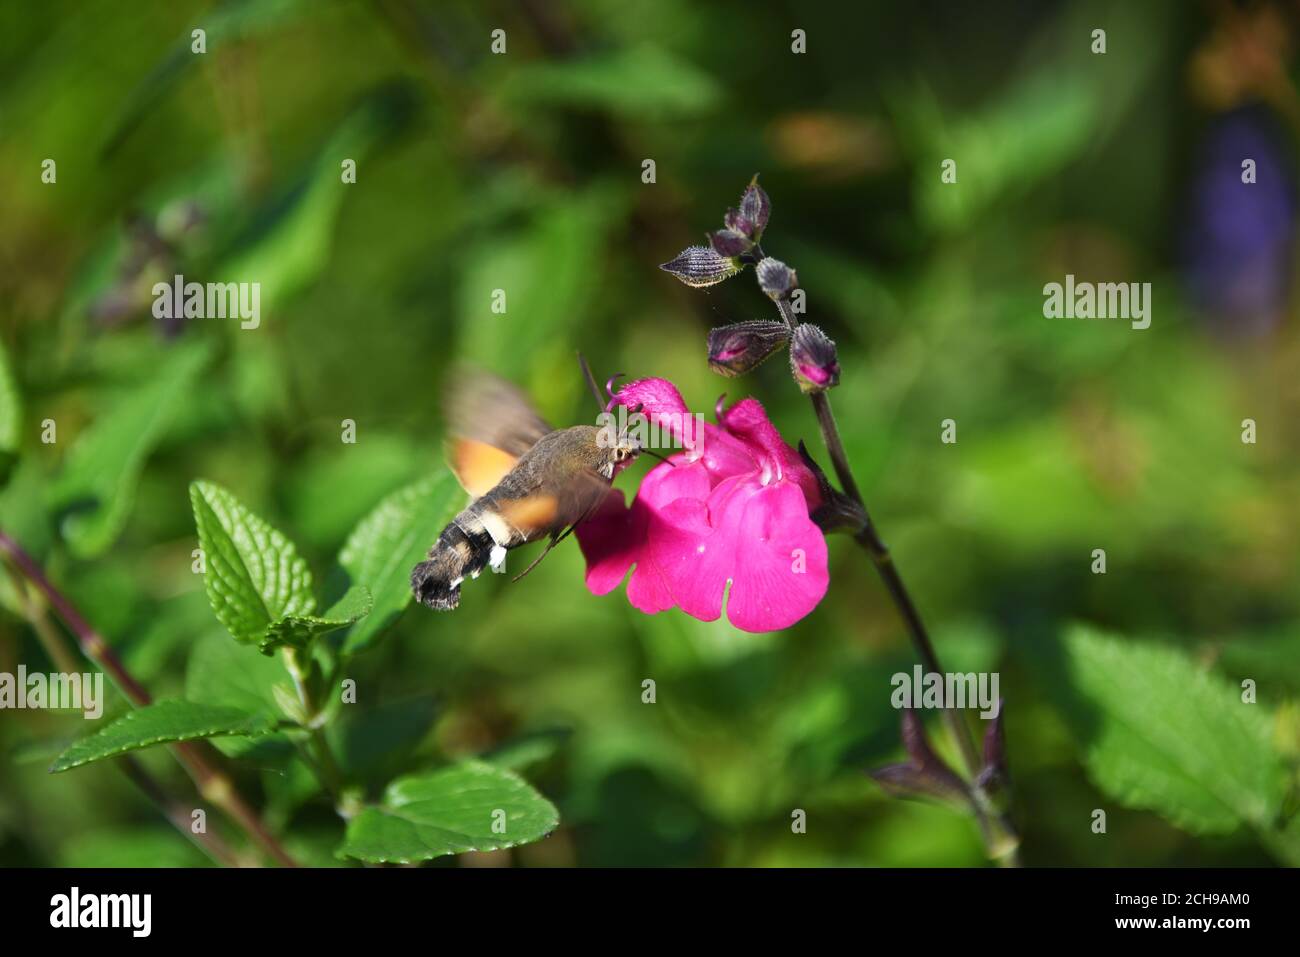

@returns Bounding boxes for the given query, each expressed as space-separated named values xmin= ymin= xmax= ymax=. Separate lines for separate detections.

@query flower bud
xmin=709 ymin=228 xmax=754 ymax=258
xmin=660 ymin=245 xmax=741 ymax=288
xmin=789 ymin=323 xmax=840 ymax=393
xmin=724 ymin=208 xmax=756 ymax=237
xmin=740 ymin=174 xmax=771 ymax=239
xmin=707 ymin=320 xmax=790 ymax=377
xmin=756 ymin=257 xmax=797 ymax=300
xmin=869 ymin=710 xmax=968 ymax=806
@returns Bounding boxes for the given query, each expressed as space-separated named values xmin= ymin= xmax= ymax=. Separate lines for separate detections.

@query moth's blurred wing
xmin=505 ymin=471 xmax=614 ymax=581
xmin=445 ymin=370 xmax=553 ymax=498
xmin=554 ymin=469 xmax=614 ymax=530
xmin=494 ymin=470 xmax=610 ymax=544
xmin=450 ymin=440 xmax=522 ymax=499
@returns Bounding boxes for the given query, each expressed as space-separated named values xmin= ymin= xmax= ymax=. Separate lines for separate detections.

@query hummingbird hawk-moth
xmin=410 ymin=371 xmax=641 ymax=611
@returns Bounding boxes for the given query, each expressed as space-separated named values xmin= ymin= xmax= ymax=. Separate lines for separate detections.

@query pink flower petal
xmin=575 ymin=490 xmax=638 ymax=595
xmin=694 ymin=423 xmax=757 ymax=483
xmin=647 ymin=496 xmax=731 ymax=622
xmin=722 ymin=481 xmax=829 ymax=632
xmin=612 ymin=378 xmax=754 ymax=477
xmin=645 ymin=476 xmax=828 ymax=632
xmin=578 ymin=378 xmax=832 ymax=632
xmin=719 ymin=397 xmax=822 ymax=507
xmin=575 ymin=460 xmax=714 ymax=601
xmin=609 ymin=377 xmax=689 ymax=425
xmin=622 ymin=460 xmax=713 ymax=613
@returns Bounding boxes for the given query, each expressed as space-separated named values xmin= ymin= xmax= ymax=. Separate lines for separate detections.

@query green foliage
xmin=261 ymin=585 xmax=373 ymax=653
xmin=50 ymin=700 xmax=276 ymax=772
xmin=3 ymin=0 xmax=1297 ymax=869
xmin=498 ymin=44 xmax=722 ymax=118
xmin=328 ymin=695 xmax=439 ymax=787
xmin=339 ymin=762 xmax=560 ymax=863
xmin=189 ymin=480 xmax=319 ymax=647
xmin=59 ymin=827 xmax=212 ymax=868
xmin=50 ymin=342 xmax=209 ymax=557
xmin=1063 ymin=626 xmax=1286 ymax=835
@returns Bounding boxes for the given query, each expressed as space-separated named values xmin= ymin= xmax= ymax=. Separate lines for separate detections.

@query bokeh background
xmin=2 ymin=0 xmax=1299 ymax=867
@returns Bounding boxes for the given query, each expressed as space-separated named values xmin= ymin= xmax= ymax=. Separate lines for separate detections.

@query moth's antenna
xmin=577 ymin=352 xmax=605 ymax=414
xmin=639 ymin=449 xmax=675 ymax=466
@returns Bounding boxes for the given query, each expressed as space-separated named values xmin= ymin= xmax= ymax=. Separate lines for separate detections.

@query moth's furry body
xmin=412 ymin=419 xmax=636 ymax=611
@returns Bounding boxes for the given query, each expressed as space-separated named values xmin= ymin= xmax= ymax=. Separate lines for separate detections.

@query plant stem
xmin=14 ymin=578 xmax=245 ymax=867
xmin=0 ymin=530 xmax=300 ymax=867
xmin=282 ymin=646 xmax=347 ymax=806
xmin=771 ymin=296 xmax=1021 ymax=865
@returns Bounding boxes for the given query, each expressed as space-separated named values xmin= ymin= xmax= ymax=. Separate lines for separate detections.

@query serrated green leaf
xmin=190 ymin=480 xmax=315 ymax=645
xmin=50 ymin=700 xmax=275 ymax=772
xmin=1063 ymin=625 xmax=1285 ymax=835
xmin=338 ymin=472 xmax=461 ymax=653
xmin=184 ymin=631 xmax=297 ymax=759
xmin=338 ymin=761 xmax=559 ymax=863
xmin=260 ymin=584 xmax=372 ymax=653
xmin=50 ymin=341 xmax=209 ymax=557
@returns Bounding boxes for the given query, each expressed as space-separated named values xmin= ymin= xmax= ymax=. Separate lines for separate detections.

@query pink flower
xmin=576 ymin=378 xmax=829 ymax=633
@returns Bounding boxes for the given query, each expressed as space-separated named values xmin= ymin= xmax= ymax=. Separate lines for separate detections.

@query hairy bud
xmin=709 ymin=228 xmax=754 ymax=258
xmin=739 ymin=174 xmax=771 ymax=238
xmin=707 ymin=320 xmax=790 ymax=377
xmin=660 ymin=245 xmax=742 ymax=288
xmin=756 ymin=257 xmax=798 ymax=300
xmin=789 ymin=324 xmax=840 ymax=393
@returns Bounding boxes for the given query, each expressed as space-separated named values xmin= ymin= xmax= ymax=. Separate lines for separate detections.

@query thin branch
xmin=15 ymin=579 xmax=243 ymax=867
xmin=771 ymin=275 xmax=1020 ymax=865
xmin=0 ymin=530 xmax=300 ymax=867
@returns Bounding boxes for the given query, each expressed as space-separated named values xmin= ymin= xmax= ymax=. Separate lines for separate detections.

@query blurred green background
xmin=2 ymin=0 xmax=1299 ymax=867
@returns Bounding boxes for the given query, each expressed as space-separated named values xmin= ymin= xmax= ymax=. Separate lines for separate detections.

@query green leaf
xmin=456 ymin=187 xmax=623 ymax=379
xmin=338 ymin=761 xmax=559 ymax=863
xmin=484 ymin=727 xmax=571 ymax=772
xmin=50 ymin=341 xmax=209 ymax=557
xmin=338 ymin=472 xmax=462 ymax=653
xmin=214 ymin=87 xmax=414 ymax=313
xmin=499 ymin=45 xmax=722 ymax=119
xmin=184 ymin=630 xmax=297 ymax=760
xmin=328 ymin=695 xmax=439 ymax=786
xmin=100 ymin=0 xmax=310 ymax=158
xmin=261 ymin=585 xmax=372 ymax=653
xmin=190 ymin=480 xmax=316 ymax=645
xmin=50 ymin=700 xmax=276 ymax=772
xmin=1063 ymin=625 xmax=1285 ymax=835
